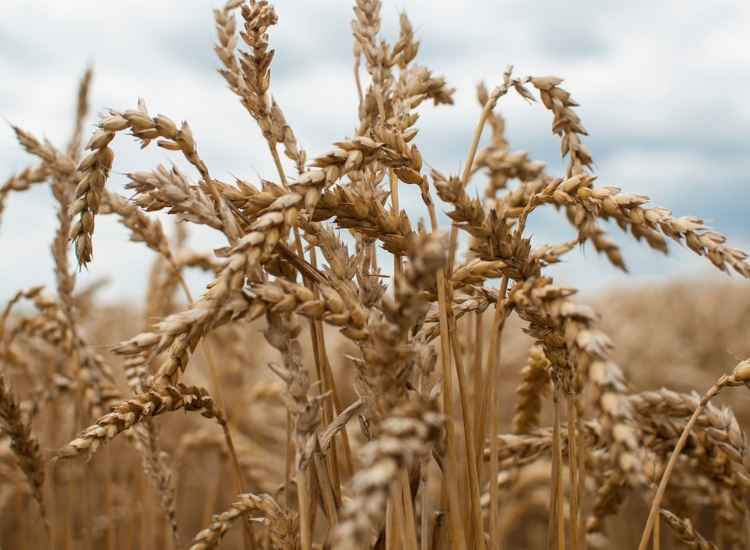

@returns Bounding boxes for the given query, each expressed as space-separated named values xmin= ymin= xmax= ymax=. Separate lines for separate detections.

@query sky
xmin=1 ymin=0 xmax=749 ymax=305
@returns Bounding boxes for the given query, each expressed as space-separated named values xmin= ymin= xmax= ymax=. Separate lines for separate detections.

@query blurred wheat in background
xmin=2 ymin=1 xmax=750 ymax=549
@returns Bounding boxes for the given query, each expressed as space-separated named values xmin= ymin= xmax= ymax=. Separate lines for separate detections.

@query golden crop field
xmin=2 ymin=1 xmax=750 ymax=549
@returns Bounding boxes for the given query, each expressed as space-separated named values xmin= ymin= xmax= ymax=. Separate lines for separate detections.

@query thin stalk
xmin=392 ymin=479 xmax=406 ymax=550
xmin=16 ymin=480 xmax=27 ymax=550
xmin=306 ymin=317 xmax=337 ymax=476
xmin=638 ymin=375 xmax=729 ymax=550
xmin=554 ymin=386 xmax=565 ymax=550
xmin=548 ymin=382 xmax=561 ymax=550
xmin=287 ymin=242 xmax=338 ymax=500
xmin=308 ymin=244 xmax=354 ymax=481
xmin=400 ymin=467 xmax=419 ymax=550
xmin=449 ymin=322 xmax=485 ymax=550
xmin=577 ymin=409 xmax=586 ymax=550
xmin=489 ymin=335 xmax=501 ymax=549
xmin=311 ymin=242 xmax=354 ymax=475
xmin=420 ymin=453 xmax=430 ymax=550
xmin=486 ymin=278 xmax=510 ymax=549
xmin=390 ymin=169 xmax=403 ymax=285
xmin=201 ymin=464 xmax=223 ymax=541
xmin=101 ymin=448 xmax=117 ymax=550
xmin=83 ymin=459 xmax=94 ymax=549
xmin=313 ymin=443 xmax=340 ymax=528
xmin=221 ymin=418 xmax=255 ymax=550
xmin=308 ymin=450 xmax=318 ymax=547
xmin=130 ymin=459 xmax=141 ymax=550
xmin=47 ymin=447 xmax=59 ymax=549
xmin=386 ymin=499 xmax=395 ymax=550
xmin=284 ymin=412 xmax=292 ymax=507
xmin=472 ymin=307 xmax=484 ymax=458
xmin=475 ymin=276 xmax=509 ymax=476
xmin=62 ymin=461 xmax=75 ymax=550
xmin=442 ymin=446 xmax=467 ymax=550
xmin=144 ymin=468 xmax=155 ymax=550
xmin=548 ymin=440 xmax=558 ymax=550
xmin=567 ymin=390 xmax=579 ymax=550
xmin=321 ymin=335 xmax=354 ymax=478
xmin=297 ymin=466 xmax=312 ymax=550
xmin=269 ymin=142 xmax=287 ymax=185
xmin=354 ymin=55 xmax=364 ymax=112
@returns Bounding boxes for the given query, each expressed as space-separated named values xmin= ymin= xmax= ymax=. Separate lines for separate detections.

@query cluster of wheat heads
xmin=2 ymin=0 xmax=750 ymax=549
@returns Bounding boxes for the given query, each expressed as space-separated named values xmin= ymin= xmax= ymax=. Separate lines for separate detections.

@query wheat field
xmin=2 ymin=1 xmax=750 ymax=549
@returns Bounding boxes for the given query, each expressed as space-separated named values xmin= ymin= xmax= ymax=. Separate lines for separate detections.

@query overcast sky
xmin=1 ymin=0 xmax=749 ymax=305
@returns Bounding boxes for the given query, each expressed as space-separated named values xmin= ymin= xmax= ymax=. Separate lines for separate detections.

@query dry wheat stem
xmin=448 ymin=322 xmax=485 ymax=550
xmin=476 ymin=276 xmax=509 ymax=480
xmin=566 ymin=388 xmax=580 ymax=550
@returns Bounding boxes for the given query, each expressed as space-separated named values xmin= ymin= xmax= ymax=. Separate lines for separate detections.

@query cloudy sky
xmin=1 ymin=0 xmax=749 ymax=304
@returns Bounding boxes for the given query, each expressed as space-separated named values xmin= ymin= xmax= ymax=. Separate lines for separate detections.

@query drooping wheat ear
xmin=512 ymin=345 xmax=551 ymax=435
xmin=659 ymin=509 xmax=718 ymax=550
xmin=71 ymin=99 xmax=240 ymax=266
xmin=533 ymin=174 xmax=750 ymax=277
xmin=528 ymin=76 xmax=592 ymax=179
xmin=0 ymin=374 xmax=48 ymax=530
xmin=55 ymin=384 xmax=224 ymax=462
xmin=190 ymin=492 xmax=298 ymax=550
